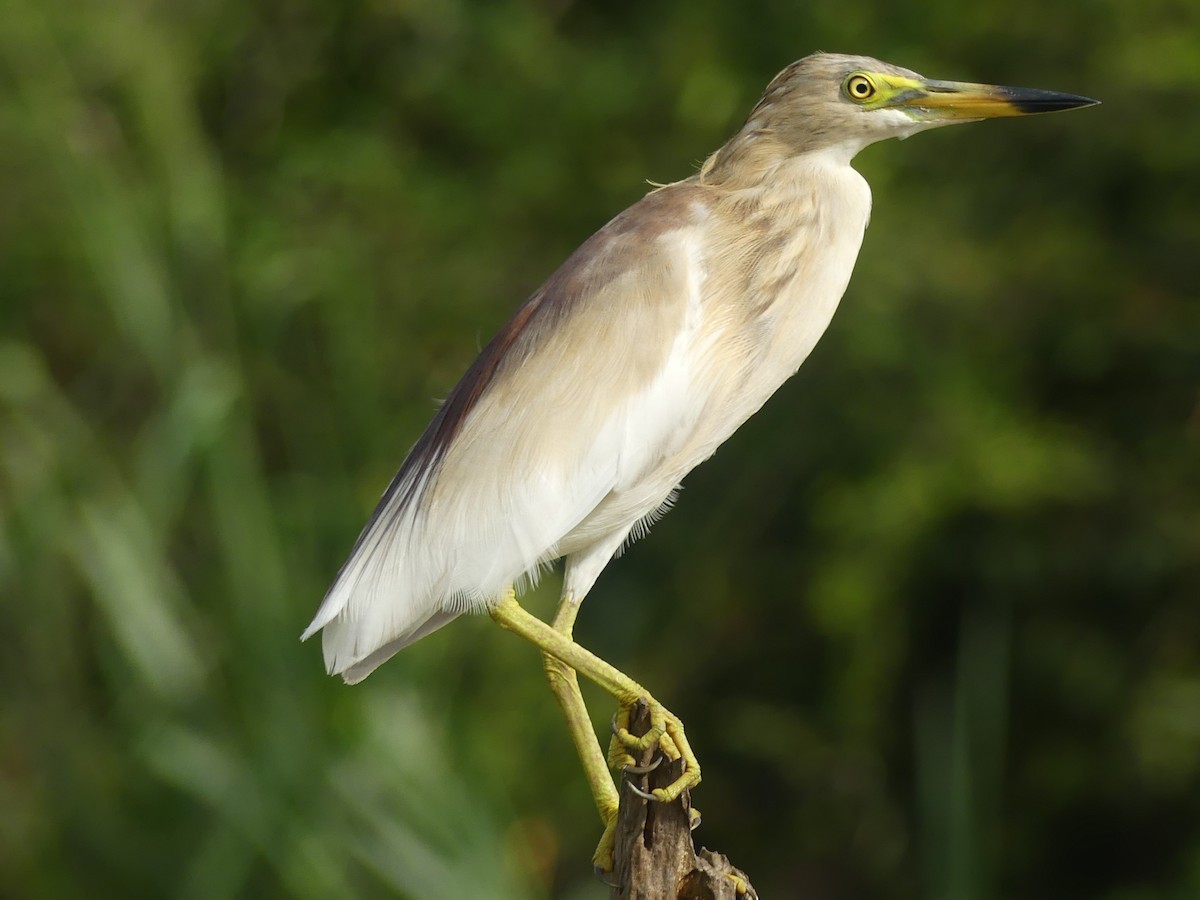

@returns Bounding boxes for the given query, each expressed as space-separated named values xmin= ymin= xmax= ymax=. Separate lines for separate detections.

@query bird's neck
xmin=699 ymin=129 xmax=864 ymax=190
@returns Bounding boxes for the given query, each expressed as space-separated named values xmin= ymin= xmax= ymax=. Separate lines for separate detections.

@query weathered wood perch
xmin=610 ymin=700 xmax=757 ymax=899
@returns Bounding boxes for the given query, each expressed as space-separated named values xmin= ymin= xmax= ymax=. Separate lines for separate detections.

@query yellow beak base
xmin=894 ymin=78 xmax=1099 ymax=120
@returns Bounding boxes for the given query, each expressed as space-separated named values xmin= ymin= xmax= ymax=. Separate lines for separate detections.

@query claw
xmin=626 ymin=780 xmax=659 ymax=802
xmin=622 ymin=755 xmax=663 ymax=775
xmin=689 ymin=807 xmax=702 ymax=831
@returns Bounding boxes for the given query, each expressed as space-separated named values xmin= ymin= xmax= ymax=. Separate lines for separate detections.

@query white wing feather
xmin=305 ymin=217 xmax=718 ymax=681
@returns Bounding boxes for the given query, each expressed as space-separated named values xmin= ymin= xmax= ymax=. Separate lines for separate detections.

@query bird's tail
xmin=300 ymin=486 xmax=463 ymax=682
xmin=314 ymin=607 xmax=460 ymax=684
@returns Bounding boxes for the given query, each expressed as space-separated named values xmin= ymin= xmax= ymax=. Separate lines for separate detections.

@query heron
xmin=304 ymin=52 xmax=1096 ymax=869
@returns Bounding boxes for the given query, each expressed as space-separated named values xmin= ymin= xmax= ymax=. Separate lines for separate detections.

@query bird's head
xmin=736 ymin=52 xmax=1098 ymax=162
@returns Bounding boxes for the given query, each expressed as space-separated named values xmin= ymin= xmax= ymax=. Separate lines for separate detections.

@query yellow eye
xmin=845 ymin=74 xmax=876 ymax=102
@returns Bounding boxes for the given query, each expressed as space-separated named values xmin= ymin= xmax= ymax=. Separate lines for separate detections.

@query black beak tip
xmin=1007 ymin=87 xmax=1101 ymax=114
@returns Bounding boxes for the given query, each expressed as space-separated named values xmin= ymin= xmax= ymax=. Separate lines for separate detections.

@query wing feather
xmin=304 ymin=184 xmax=718 ymax=680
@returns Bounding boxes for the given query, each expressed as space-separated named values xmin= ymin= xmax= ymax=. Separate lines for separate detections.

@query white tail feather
xmin=326 ymin=608 xmax=460 ymax=684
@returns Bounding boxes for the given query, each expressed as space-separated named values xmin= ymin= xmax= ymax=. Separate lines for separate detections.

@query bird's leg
xmin=539 ymin=591 xmax=621 ymax=867
xmin=489 ymin=591 xmax=702 ymax=868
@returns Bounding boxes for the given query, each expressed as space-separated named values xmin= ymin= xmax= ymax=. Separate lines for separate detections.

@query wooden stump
xmin=610 ymin=700 xmax=757 ymax=900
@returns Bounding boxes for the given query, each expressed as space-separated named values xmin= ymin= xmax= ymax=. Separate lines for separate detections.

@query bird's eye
xmin=845 ymin=74 xmax=876 ymax=102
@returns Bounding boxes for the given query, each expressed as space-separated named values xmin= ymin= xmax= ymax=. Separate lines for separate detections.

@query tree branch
xmin=610 ymin=700 xmax=757 ymax=899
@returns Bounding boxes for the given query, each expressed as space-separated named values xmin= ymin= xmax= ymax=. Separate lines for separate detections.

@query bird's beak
xmin=889 ymin=77 xmax=1099 ymax=121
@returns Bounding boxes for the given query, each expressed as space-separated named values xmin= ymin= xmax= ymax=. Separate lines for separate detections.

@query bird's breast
xmin=754 ymin=162 xmax=871 ymax=359
xmin=592 ymin=161 xmax=872 ymax=521
xmin=698 ymin=161 xmax=872 ymax=428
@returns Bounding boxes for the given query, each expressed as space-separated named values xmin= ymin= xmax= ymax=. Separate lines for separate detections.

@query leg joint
xmin=542 ymin=652 xmax=577 ymax=690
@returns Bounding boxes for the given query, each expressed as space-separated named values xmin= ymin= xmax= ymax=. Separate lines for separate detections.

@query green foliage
xmin=1 ymin=1 xmax=1197 ymax=897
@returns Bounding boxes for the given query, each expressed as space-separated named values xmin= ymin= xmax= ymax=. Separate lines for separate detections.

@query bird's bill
xmin=888 ymin=76 xmax=1099 ymax=120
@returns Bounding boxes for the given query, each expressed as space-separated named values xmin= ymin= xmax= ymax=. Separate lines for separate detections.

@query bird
xmin=303 ymin=52 xmax=1097 ymax=869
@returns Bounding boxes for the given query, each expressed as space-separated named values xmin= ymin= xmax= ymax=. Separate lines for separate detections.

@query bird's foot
xmin=589 ymin=700 xmax=702 ymax=875
xmin=608 ymin=699 xmax=701 ymax=803
xmin=592 ymin=814 xmax=618 ymax=875
xmin=724 ymin=872 xmax=757 ymax=898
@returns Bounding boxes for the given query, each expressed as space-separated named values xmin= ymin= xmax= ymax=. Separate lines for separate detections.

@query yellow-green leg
xmin=489 ymin=591 xmax=702 ymax=870
xmin=539 ymin=593 xmax=621 ymax=868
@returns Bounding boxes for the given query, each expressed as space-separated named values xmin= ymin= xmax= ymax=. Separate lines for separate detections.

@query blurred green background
xmin=2 ymin=0 xmax=1198 ymax=897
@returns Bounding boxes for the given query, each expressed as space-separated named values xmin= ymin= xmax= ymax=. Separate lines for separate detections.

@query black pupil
xmin=855 ymin=80 xmax=869 ymax=95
